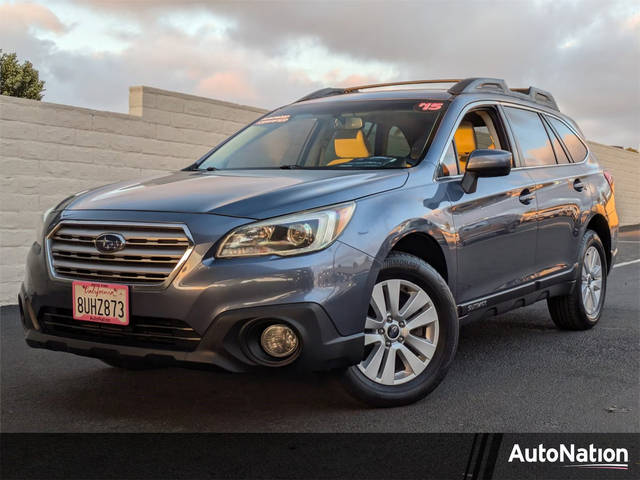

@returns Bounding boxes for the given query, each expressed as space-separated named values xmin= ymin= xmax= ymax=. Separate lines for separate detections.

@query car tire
xmin=547 ymin=229 xmax=607 ymax=330
xmin=100 ymin=357 xmax=163 ymax=370
xmin=341 ymin=252 xmax=459 ymax=407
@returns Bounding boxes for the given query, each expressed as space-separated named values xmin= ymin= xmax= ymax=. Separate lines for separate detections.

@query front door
xmin=447 ymin=171 xmax=538 ymax=304
xmin=440 ymin=105 xmax=539 ymax=305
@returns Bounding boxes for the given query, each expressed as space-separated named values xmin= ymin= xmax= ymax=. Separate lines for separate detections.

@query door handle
xmin=519 ymin=188 xmax=535 ymax=205
xmin=573 ymin=178 xmax=585 ymax=192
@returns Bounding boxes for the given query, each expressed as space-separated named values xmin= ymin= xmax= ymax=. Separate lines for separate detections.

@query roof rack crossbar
xmin=295 ymin=77 xmax=559 ymax=111
xmin=343 ymin=79 xmax=463 ymax=93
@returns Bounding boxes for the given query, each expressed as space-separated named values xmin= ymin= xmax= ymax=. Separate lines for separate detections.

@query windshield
xmin=197 ymin=99 xmax=446 ymax=170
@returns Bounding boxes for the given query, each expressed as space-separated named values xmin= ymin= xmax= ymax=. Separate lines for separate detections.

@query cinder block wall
xmin=0 ymin=87 xmax=266 ymax=304
xmin=0 ymin=87 xmax=638 ymax=304
xmin=588 ymin=142 xmax=640 ymax=227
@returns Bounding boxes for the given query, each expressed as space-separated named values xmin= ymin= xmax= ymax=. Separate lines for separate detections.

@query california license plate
xmin=72 ymin=281 xmax=129 ymax=325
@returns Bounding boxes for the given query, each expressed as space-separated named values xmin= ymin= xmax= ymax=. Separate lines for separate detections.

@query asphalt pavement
xmin=2 ymin=230 xmax=638 ymax=432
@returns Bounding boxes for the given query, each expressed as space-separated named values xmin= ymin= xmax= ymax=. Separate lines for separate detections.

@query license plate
xmin=72 ymin=281 xmax=129 ymax=325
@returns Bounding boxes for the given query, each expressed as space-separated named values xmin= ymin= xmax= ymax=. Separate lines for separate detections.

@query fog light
xmin=260 ymin=324 xmax=299 ymax=358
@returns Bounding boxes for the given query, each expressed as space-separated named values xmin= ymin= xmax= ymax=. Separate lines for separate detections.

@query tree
xmin=0 ymin=51 xmax=46 ymax=100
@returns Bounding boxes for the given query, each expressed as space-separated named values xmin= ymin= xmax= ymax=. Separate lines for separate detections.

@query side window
xmin=504 ymin=107 xmax=556 ymax=167
xmin=439 ymin=141 xmax=458 ymax=177
xmin=452 ymin=109 xmax=504 ymax=174
xmin=546 ymin=116 xmax=588 ymax=162
xmin=386 ymin=126 xmax=411 ymax=157
xmin=543 ymin=118 xmax=570 ymax=164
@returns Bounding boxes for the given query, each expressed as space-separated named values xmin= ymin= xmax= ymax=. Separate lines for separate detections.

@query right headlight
xmin=35 ymin=206 xmax=55 ymax=243
xmin=216 ymin=202 xmax=356 ymax=258
xmin=35 ymin=190 xmax=88 ymax=242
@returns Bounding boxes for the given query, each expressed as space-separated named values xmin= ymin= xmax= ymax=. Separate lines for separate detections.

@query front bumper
xmin=20 ymin=210 xmax=377 ymax=372
xmin=21 ymin=296 xmax=363 ymax=372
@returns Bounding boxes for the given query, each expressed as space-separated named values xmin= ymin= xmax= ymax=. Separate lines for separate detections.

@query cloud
xmin=196 ymin=71 xmax=258 ymax=100
xmin=1 ymin=0 xmax=638 ymax=148
xmin=0 ymin=2 xmax=68 ymax=33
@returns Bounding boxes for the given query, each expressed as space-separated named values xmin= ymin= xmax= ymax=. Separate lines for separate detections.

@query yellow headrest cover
xmin=334 ymin=130 xmax=369 ymax=159
xmin=454 ymin=122 xmax=476 ymax=156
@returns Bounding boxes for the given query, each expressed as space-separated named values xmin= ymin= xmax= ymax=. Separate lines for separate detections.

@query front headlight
xmin=216 ymin=202 xmax=356 ymax=258
xmin=35 ymin=206 xmax=55 ymax=242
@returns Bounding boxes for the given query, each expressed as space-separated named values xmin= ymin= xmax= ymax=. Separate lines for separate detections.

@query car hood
xmin=66 ymin=169 xmax=409 ymax=219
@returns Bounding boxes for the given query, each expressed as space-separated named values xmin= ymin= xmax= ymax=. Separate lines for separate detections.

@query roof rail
xmin=295 ymin=77 xmax=559 ymax=111
xmin=447 ymin=78 xmax=559 ymax=110
xmin=447 ymin=77 xmax=509 ymax=95
xmin=295 ymin=87 xmax=347 ymax=103
xmin=509 ymin=86 xmax=559 ymax=110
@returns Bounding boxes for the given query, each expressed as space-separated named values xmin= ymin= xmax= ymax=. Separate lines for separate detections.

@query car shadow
xmin=3 ymin=300 xmax=623 ymax=432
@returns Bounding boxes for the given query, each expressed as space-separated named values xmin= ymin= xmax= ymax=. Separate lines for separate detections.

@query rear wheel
xmin=547 ymin=229 xmax=607 ymax=330
xmin=341 ymin=252 xmax=458 ymax=407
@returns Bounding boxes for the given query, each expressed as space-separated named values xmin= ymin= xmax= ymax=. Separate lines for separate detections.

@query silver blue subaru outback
xmin=20 ymin=78 xmax=618 ymax=406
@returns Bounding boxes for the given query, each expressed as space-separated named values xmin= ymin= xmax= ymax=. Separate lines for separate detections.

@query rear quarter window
xmin=546 ymin=116 xmax=588 ymax=162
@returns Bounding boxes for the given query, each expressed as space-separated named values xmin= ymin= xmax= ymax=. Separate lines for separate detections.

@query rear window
xmin=546 ymin=116 xmax=588 ymax=162
xmin=504 ymin=107 xmax=556 ymax=167
xmin=197 ymin=100 xmax=446 ymax=170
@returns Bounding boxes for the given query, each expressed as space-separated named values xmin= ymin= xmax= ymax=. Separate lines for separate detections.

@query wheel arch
xmin=389 ymin=232 xmax=450 ymax=283
xmin=585 ymin=213 xmax=611 ymax=272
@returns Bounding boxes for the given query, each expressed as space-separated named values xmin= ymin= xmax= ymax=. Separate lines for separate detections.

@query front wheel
xmin=341 ymin=253 xmax=459 ymax=407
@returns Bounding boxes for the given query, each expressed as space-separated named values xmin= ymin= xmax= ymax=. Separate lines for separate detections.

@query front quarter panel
xmin=338 ymin=177 xmax=457 ymax=310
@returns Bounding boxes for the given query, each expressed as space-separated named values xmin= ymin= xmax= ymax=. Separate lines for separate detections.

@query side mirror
xmin=461 ymin=149 xmax=512 ymax=194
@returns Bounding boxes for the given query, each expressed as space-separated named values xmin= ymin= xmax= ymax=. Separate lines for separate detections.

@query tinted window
xmin=452 ymin=109 xmax=508 ymax=174
xmin=547 ymin=116 xmax=588 ymax=162
xmin=505 ymin=107 xmax=556 ymax=167
xmin=544 ymin=119 xmax=571 ymax=164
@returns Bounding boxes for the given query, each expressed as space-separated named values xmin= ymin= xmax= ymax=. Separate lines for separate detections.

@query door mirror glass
xmin=461 ymin=149 xmax=512 ymax=193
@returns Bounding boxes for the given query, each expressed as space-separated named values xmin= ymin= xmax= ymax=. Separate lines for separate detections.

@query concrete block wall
xmin=587 ymin=141 xmax=640 ymax=227
xmin=0 ymin=87 xmax=638 ymax=304
xmin=0 ymin=87 xmax=266 ymax=304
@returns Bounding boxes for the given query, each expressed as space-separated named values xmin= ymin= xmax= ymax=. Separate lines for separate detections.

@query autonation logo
xmin=509 ymin=443 xmax=629 ymax=470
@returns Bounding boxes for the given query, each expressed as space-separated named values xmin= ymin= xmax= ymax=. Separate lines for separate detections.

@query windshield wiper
xmin=279 ymin=164 xmax=303 ymax=169
xmin=331 ymin=156 xmax=403 ymax=168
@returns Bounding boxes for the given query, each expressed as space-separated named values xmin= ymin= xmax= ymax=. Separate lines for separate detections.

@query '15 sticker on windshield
xmin=414 ymin=102 xmax=443 ymax=112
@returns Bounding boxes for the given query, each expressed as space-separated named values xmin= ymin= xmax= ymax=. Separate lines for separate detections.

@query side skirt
xmin=457 ymin=267 xmax=576 ymax=322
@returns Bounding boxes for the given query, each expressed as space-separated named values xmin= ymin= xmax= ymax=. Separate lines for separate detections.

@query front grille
xmin=39 ymin=308 xmax=201 ymax=352
xmin=47 ymin=221 xmax=193 ymax=286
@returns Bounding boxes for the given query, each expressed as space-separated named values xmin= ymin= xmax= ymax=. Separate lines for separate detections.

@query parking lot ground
xmin=1 ymin=233 xmax=638 ymax=432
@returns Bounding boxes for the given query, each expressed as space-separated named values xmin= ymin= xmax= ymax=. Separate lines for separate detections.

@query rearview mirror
xmin=461 ymin=149 xmax=512 ymax=194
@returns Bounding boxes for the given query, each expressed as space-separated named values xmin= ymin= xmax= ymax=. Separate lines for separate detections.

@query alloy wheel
xmin=358 ymin=279 xmax=439 ymax=385
xmin=581 ymin=245 xmax=603 ymax=316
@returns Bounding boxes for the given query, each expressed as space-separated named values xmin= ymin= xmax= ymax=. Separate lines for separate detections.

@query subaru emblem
xmin=95 ymin=233 xmax=126 ymax=253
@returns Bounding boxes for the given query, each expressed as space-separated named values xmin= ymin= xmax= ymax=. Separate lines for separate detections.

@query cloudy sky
xmin=1 ymin=0 xmax=638 ymax=147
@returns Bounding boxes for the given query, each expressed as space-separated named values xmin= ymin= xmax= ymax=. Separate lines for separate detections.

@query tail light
xmin=603 ymin=170 xmax=614 ymax=188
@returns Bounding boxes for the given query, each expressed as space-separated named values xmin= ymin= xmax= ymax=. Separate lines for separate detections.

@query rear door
xmin=503 ymin=106 xmax=592 ymax=279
